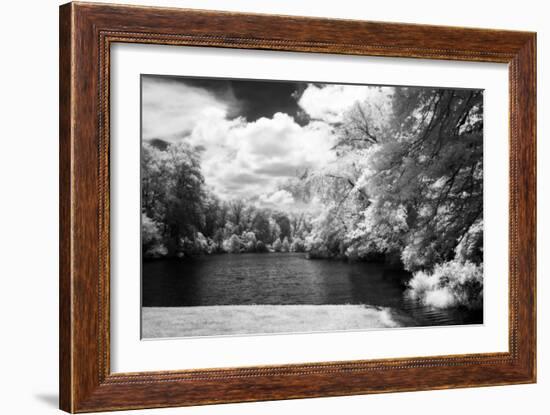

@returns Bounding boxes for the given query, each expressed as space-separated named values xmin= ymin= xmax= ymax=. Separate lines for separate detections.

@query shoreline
xmin=143 ymin=251 xmax=395 ymax=266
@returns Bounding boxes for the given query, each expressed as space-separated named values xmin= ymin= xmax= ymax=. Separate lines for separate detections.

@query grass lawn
xmin=142 ymin=304 xmax=409 ymax=338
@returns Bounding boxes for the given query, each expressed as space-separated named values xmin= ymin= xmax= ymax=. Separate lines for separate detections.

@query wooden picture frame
xmin=59 ymin=2 xmax=536 ymax=412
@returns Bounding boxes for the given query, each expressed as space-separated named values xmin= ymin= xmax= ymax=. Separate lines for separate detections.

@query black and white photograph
xmin=140 ymin=75 xmax=484 ymax=338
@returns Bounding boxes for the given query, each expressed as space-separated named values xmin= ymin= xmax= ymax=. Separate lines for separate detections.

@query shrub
xmin=272 ymin=238 xmax=282 ymax=252
xmin=179 ymin=237 xmax=196 ymax=257
xmin=304 ymin=235 xmax=331 ymax=259
xmin=281 ymin=237 xmax=290 ymax=252
xmin=194 ymin=232 xmax=209 ymax=252
xmin=255 ymin=240 xmax=268 ymax=253
xmin=241 ymin=231 xmax=257 ymax=252
xmin=401 ymin=236 xmax=443 ymax=272
xmin=145 ymin=243 xmax=168 ymax=258
xmin=142 ymin=213 xmax=167 ymax=258
xmin=455 ymin=219 xmax=483 ymax=264
xmin=290 ymin=238 xmax=305 ymax=253
xmin=223 ymin=234 xmax=242 ymax=253
xmin=405 ymin=260 xmax=483 ymax=310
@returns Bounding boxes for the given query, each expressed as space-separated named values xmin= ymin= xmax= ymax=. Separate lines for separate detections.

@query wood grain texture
xmin=59 ymin=3 xmax=73 ymax=411
xmin=59 ymin=2 xmax=536 ymax=412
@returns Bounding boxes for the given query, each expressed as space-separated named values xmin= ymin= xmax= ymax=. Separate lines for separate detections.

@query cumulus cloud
xmin=187 ymin=112 xmax=336 ymax=202
xmin=258 ymin=190 xmax=295 ymax=207
xmin=298 ymin=84 xmax=392 ymax=124
xmin=142 ymin=77 xmax=237 ymax=141
xmin=143 ymin=78 xmax=370 ymax=211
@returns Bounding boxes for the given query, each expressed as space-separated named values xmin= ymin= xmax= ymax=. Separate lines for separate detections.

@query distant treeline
xmin=142 ymin=163 xmax=313 ymax=258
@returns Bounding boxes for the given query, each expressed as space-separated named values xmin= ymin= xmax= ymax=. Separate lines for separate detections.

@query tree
xmin=223 ymin=221 xmax=237 ymax=239
xmin=273 ymin=213 xmax=292 ymax=241
xmin=252 ymin=211 xmax=271 ymax=244
xmin=241 ymin=231 xmax=257 ymax=252
xmin=212 ymin=229 xmax=225 ymax=252
xmin=305 ymin=204 xmax=349 ymax=259
xmin=272 ymin=238 xmax=282 ymax=252
xmin=239 ymin=205 xmax=257 ymax=233
xmin=290 ymin=237 xmax=305 ymax=253
xmin=223 ymin=234 xmax=242 ymax=253
xmin=301 ymin=87 xmax=484 ymax=271
xmin=141 ymin=142 xmax=206 ymax=256
xmin=141 ymin=213 xmax=167 ymax=258
xmin=202 ymin=192 xmax=223 ymax=237
xmin=228 ymin=200 xmax=246 ymax=234
xmin=269 ymin=218 xmax=281 ymax=243
xmin=354 ymin=88 xmax=483 ymax=270
xmin=281 ymin=237 xmax=290 ymax=252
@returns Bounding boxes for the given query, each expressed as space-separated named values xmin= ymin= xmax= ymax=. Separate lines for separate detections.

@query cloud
xmin=258 ymin=190 xmax=295 ymax=207
xmin=142 ymin=78 xmax=350 ymax=211
xmin=298 ymin=84 xmax=392 ymax=124
xmin=187 ymin=112 xmax=337 ymax=203
xmin=142 ymin=76 xmax=237 ymax=141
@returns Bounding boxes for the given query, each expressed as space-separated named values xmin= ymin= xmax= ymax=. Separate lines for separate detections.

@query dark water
xmin=142 ymin=253 xmax=482 ymax=326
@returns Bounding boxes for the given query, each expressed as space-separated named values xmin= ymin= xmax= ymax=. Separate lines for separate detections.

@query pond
xmin=142 ymin=252 xmax=482 ymax=327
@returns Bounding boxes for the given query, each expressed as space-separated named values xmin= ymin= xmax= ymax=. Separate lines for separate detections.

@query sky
xmin=141 ymin=75 xmax=390 ymax=213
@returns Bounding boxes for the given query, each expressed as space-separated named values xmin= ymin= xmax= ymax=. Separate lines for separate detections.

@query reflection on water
xmin=142 ymin=252 xmax=482 ymax=326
